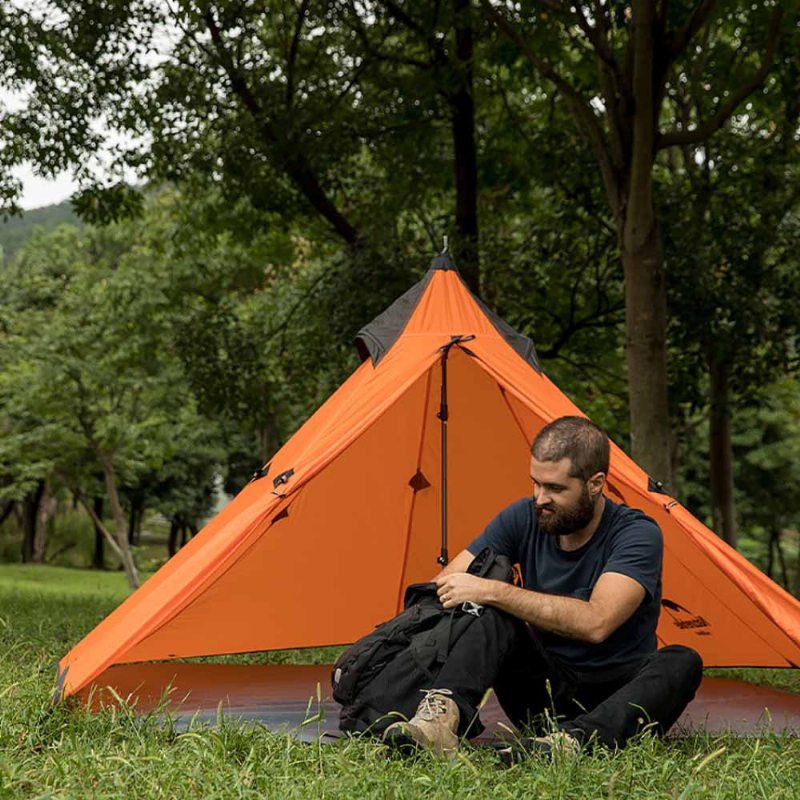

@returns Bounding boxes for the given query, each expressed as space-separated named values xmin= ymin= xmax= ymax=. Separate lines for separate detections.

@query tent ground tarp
xmin=76 ymin=663 xmax=800 ymax=738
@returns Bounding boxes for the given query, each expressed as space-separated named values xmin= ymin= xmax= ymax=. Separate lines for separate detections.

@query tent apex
xmin=430 ymin=252 xmax=459 ymax=272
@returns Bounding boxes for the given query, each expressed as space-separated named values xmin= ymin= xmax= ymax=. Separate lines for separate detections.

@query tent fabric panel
xmin=473 ymin=294 xmax=541 ymax=371
xmin=56 ymin=489 xmax=286 ymax=698
xmin=260 ymin=338 xmax=442 ymax=499
xmin=469 ymin=338 xmax=800 ymax=667
xmin=125 ymin=370 xmax=432 ymax=660
xmin=355 ymin=270 xmax=434 ymax=364
xmin=58 ymin=340 xmax=443 ymax=699
xmin=404 ymin=271 xmax=499 ymax=337
xmin=398 ymin=350 xmax=533 ymax=592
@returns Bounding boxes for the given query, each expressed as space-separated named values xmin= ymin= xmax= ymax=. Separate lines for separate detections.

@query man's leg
xmin=431 ymin=607 xmax=524 ymax=736
xmin=382 ymin=606 xmax=526 ymax=756
xmin=492 ymin=623 xmax=576 ymax=733
xmin=561 ymin=645 xmax=703 ymax=749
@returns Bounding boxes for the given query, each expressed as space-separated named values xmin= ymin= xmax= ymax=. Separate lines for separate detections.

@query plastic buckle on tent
xmin=664 ymin=500 xmax=678 ymax=512
xmin=461 ymin=601 xmax=484 ymax=617
xmin=249 ymin=464 xmax=270 ymax=483
xmin=271 ymin=468 xmax=294 ymax=497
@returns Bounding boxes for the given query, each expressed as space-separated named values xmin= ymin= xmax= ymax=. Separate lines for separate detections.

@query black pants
xmin=435 ymin=609 xmax=703 ymax=749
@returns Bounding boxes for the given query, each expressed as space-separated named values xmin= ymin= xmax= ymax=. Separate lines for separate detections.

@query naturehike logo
xmin=661 ymin=599 xmax=711 ymax=635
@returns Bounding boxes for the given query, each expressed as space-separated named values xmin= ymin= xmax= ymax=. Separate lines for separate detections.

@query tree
xmin=662 ymin=31 xmax=800 ymax=544
xmin=0 ymin=217 xmax=225 ymax=584
xmin=483 ymin=0 xmax=795 ymax=489
xmin=0 ymin=0 xmax=159 ymax=217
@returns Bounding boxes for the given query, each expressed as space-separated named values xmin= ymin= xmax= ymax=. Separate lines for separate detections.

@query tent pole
xmin=435 ymin=334 xmax=475 ymax=566
xmin=437 ymin=345 xmax=451 ymax=566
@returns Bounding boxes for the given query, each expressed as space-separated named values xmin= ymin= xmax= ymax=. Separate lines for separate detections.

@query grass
xmin=1 ymin=565 xmax=799 ymax=799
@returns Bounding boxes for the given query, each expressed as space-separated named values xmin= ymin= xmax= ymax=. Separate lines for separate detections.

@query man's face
xmin=530 ymin=456 xmax=601 ymax=537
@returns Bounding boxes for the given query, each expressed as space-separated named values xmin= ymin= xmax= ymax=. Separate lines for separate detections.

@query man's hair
xmin=531 ymin=416 xmax=610 ymax=482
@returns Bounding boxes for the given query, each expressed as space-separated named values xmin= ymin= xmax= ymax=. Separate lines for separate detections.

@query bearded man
xmin=383 ymin=416 xmax=702 ymax=759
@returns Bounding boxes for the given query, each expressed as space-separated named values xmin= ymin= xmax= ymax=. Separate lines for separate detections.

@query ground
xmin=1 ymin=563 xmax=799 ymax=799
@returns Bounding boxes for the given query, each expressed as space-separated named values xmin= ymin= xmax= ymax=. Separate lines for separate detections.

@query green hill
xmin=0 ymin=200 xmax=80 ymax=264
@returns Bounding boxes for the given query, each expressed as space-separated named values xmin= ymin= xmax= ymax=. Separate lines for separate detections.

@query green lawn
xmin=1 ymin=563 xmax=799 ymax=799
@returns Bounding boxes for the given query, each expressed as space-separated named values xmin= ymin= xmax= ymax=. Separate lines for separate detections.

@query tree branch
xmin=285 ymin=0 xmax=310 ymax=109
xmin=72 ymin=485 xmax=126 ymax=563
xmin=658 ymin=5 xmax=784 ymax=149
xmin=482 ymin=0 xmax=620 ymax=208
xmin=667 ymin=0 xmax=717 ymax=59
xmin=203 ymin=9 xmax=360 ymax=244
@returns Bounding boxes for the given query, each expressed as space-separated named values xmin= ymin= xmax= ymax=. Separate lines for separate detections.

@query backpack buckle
xmin=461 ymin=601 xmax=483 ymax=617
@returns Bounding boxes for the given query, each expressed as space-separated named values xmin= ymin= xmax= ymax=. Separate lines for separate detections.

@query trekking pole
xmin=436 ymin=334 xmax=475 ymax=566
xmin=437 ymin=343 xmax=451 ymax=566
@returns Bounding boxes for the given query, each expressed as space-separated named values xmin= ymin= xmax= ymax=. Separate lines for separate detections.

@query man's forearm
xmin=485 ymin=582 xmax=602 ymax=643
xmin=435 ymin=567 xmax=644 ymax=643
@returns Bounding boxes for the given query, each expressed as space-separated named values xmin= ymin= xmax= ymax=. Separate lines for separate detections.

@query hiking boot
xmin=382 ymin=688 xmax=460 ymax=758
xmin=495 ymin=730 xmax=580 ymax=767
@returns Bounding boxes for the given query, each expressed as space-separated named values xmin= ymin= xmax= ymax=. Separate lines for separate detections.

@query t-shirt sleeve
xmin=465 ymin=498 xmax=530 ymax=564
xmin=602 ymin=515 xmax=663 ymax=599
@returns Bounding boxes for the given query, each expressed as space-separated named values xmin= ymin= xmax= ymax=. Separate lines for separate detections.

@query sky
xmin=15 ymin=166 xmax=77 ymax=210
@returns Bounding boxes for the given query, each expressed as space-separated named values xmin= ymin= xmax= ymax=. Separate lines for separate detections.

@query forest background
xmin=1 ymin=0 xmax=800 ymax=597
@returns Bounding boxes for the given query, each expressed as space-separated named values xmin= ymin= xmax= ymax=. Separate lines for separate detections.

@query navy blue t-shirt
xmin=467 ymin=497 xmax=663 ymax=671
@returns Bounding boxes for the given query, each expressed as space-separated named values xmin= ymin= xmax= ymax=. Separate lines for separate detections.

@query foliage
xmin=0 ymin=200 xmax=79 ymax=263
xmin=0 ymin=211 xmax=225 ymax=574
xmin=678 ymin=378 xmax=800 ymax=591
xmin=0 ymin=0 xmax=160 ymax=216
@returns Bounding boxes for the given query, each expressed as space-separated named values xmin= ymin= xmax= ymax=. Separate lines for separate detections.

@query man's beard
xmin=536 ymin=484 xmax=596 ymax=537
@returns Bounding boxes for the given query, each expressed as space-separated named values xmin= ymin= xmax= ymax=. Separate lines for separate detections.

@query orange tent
xmin=55 ymin=254 xmax=800 ymax=702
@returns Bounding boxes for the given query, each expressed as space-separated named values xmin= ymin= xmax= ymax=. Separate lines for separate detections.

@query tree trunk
xmin=33 ymin=482 xmax=56 ymax=563
xmin=0 ymin=500 xmax=14 ymax=528
xmin=775 ymin=527 xmax=789 ymax=589
xmin=99 ymin=455 xmax=140 ymax=588
xmin=20 ymin=481 xmax=45 ymax=563
xmin=128 ymin=499 xmax=143 ymax=546
xmin=620 ymin=0 xmax=673 ymax=492
xmin=620 ymin=221 xmax=673 ymax=489
xmin=709 ymin=357 xmax=737 ymax=546
xmin=168 ymin=519 xmax=180 ymax=557
xmin=451 ymin=0 xmax=480 ymax=294
xmin=257 ymin=413 xmax=283 ymax=463
xmin=795 ymin=544 xmax=800 ymax=599
xmin=92 ymin=496 xmax=106 ymax=569
xmin=766 ymin=527 xmax=775 ymax=579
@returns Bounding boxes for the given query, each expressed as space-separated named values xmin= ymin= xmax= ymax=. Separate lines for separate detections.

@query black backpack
xmin=331 ymin=547 xmax=516 ymax=736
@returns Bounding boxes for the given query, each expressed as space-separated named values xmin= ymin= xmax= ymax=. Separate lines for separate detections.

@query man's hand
xmin=435 ymin=572 xmax=497 ymax=609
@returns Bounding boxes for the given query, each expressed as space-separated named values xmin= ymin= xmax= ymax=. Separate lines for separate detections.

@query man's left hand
xmin=435 ymin=573 xmax=494 ymax=609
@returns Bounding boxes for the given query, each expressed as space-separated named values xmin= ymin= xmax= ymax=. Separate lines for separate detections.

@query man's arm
xmin=434 ymin=570 xmax=645 ymax=644
xmin=433 ymin=548 xmax=474 ymax=579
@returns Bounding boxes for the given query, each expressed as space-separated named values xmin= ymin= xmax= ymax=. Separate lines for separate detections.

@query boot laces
xmin=416 ymin=688 xmax=453 ymax=721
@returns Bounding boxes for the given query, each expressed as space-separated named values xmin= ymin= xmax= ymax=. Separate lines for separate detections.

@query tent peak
xmin=430 ymin=252 xmax=459 ymax=272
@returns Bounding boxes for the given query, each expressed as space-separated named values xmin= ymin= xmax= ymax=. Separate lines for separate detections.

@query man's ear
xmin=588 ymin=472 xmax=606 ymax=497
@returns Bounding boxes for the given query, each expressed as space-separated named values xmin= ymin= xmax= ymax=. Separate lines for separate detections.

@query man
xmin=383 ymin=416 xmax=703 ymax=759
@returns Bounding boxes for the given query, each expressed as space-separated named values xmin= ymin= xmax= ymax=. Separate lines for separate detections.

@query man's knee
xmin=656 ymin=645 xmax=703 ymax=690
